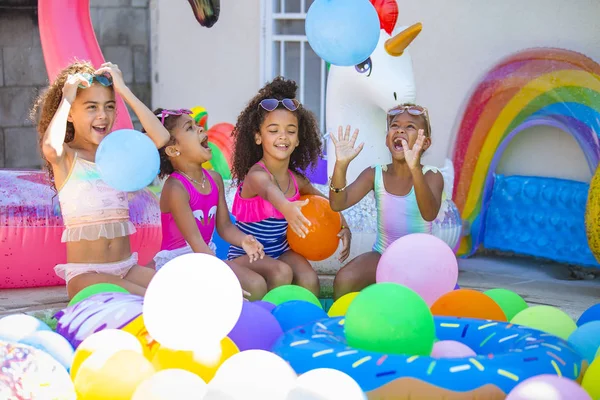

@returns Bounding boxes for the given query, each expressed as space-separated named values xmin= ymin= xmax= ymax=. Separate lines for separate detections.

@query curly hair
xmin=230 ymin=76 xmax=323 ymax=184
xmin=29 ymin=59 xmax=109 ymax=191
xmin=145 ymin=108 xmax=183 ymax=180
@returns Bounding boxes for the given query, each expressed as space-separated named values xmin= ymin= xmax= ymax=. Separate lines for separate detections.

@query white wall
xmin=152 ymin=0 xmax=600 ymax=181
xmin=150 ymin=0 xmax=261 ymax=126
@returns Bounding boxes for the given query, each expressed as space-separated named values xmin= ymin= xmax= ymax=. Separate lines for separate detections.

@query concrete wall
xmin=150 ymin=0 xmax=261 ymax=126
xmin=0 ymin=0 xmax=152 ymax=169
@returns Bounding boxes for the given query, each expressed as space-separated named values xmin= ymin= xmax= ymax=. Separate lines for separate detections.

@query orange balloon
xmin=287 ymin=195 xmax=342 ymax=261
xmin=430 ymin=289 xmax=507 ymax=321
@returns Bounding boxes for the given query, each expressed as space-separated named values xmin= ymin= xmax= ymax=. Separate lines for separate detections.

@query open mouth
xmin=275 ymin=143 xmax=290 ymax=151
xmin=92 ymin=125 xmax=108 ymax=135
xmin=200 ymin=135 xmax=210 ymax=150
xmin=392 ymin=137 xmax=405 ymax=151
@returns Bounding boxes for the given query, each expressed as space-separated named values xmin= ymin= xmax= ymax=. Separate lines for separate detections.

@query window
xmin=260 ymin=0 xmax=328 ymax=135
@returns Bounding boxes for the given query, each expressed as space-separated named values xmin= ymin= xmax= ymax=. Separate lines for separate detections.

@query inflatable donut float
xmin=0 ymin=170 xmax=161 ymax=289
xmin=272 ymin=316 xmax=587 ymax=399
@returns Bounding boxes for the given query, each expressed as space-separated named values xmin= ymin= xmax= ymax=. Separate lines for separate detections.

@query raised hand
xmin=401 ymin=129 xmax=426 ymax=171
xmin=282 ymin=199 xmax=311 ymax=238
xmin=62 ymin=73 xmax=91 ymax=103
xmin=94 ymin=62 xmax=126 ymax=91
xmin=241 ymin=235 xmax=265 ymax=263
xmin=330 ymin=125 xmax=364 ymax=165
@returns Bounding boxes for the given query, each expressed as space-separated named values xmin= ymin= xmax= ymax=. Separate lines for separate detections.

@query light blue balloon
xmin=0 ymin=314 xmax=52 ymax=343
xmin=567 ymin=320 xmax=600 ymax=363
xmin=96 ymin=129 xmax=160 ymax=192
xmin=19 ymin=330 xmax=75 ymax=372
xmin=305 ymin=0 xmax=381 ymax=66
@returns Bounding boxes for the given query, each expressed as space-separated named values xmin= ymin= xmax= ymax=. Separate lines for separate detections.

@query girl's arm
xmin=162 ymin=178 xmax=215 ymax=255
xmin=328 ymin=125 xmax=373 ymax=211
xmin=244 ymin=167 xmax=311 ymax=238
xmin=94 ymin=62 xmax=170 ymax=149
xmin=411 ymin=168 xmax=444 ymax=221
xmin=42 ymin=74 xmax=91 ymax=164
xmin=297 ymin=175 xmax=353 ymax=262
xmin=212 ymin=172 xmax=264 ymax=262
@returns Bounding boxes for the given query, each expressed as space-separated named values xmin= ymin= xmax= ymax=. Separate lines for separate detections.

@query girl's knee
xmin=244 ymin=275 xmax=268 ymax=300
xmin=265 ymin=260 xmax=293 ymax=287
xmin=295 ymin=270 xmax=320 ymax=297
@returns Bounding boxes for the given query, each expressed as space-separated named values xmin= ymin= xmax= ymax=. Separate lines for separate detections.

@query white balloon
xmin=287 ymin=368 xmax=365 ymax=400
xmin=132 ymin=369 xmax=207 ymax=400
xmin=209 ymin=350 xmax=297 ymax=400
xmin=143 ymin=253 xmax=243 ymax=350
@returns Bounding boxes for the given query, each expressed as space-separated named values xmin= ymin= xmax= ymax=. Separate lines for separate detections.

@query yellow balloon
xmin=70 ymin=329 xmax=143 ymax=381
xmin=74 ymin=349 xmax=155 ymax=400
xmin=121 ymin=315 xmax=160 ymax=360
xmin=596 ymin=346 xmax=600 ymax=360
xmin=328 ymin=292 xmax=359 ymax=317
xmin=586 ymin=165 xmax=600 ymax=263
xmin=151 ymin=337 xmax=239 ymax=383
xmin=582 ymin=357 xmax=600 ymax=399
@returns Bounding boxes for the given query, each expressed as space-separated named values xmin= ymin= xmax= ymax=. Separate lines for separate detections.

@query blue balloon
xmin=0 ymin=314 xmax=51 ymax=343
xmin=577 ymin=303 xmax=600 ymax=326
xmin=305 ymin=0 xmax=381 ymax=66
xmin=96 ymin=129 xmax=160 ymax=192
xmin=272 ymin=300 xmax=328 ymax=332
xmin=19 ymin=330 xmax=75 ymax=372
xmin=212 ymin=213 xmax=235 ymax=260
xmin=567 ymin=321 xmax=600 ymax=363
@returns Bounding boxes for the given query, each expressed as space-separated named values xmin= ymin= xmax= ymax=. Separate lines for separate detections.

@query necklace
xmin=177 ymin=170 xmax=205 ymax=189
xmin=261 ymin=160 xmax=291 ymax=194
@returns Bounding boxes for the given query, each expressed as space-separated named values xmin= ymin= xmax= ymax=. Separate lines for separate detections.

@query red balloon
xmin=287 ymin=195 xmax=341 ymax=261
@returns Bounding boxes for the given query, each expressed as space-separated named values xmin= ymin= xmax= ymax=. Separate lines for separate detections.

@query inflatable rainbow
xmin=451 ymin=48 xmax=600 ymax=256
xmin=190 ymin=106 xmax=234 ymax=180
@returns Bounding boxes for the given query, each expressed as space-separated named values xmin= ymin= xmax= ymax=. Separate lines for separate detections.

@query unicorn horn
xmin=384 ymin=22 xmax=422 ymax=57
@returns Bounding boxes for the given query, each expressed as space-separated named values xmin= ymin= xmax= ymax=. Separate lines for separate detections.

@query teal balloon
xmin=568 ymin=321 xmax=600 ymax=363
xmin=305 ymin=0 xmax=380 ymax=66
xmin=96 ymin=129 xmax=160 ymax=192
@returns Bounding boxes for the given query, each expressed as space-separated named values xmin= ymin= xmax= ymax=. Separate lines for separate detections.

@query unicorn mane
xmin=370 ymin=0 xmax=399 ymax=35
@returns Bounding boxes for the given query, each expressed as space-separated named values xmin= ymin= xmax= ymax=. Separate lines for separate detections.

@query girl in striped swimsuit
xmin=227 ymin=77 xmax=352 ymax=298
xmin=329 ymin=104 xmax=446 ymax=300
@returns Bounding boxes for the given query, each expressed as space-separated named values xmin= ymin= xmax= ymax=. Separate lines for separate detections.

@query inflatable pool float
xmin=272 ymin=316 xmax=586 ymax=399
xmin=0 ymin=170 xmax=161 ymax=289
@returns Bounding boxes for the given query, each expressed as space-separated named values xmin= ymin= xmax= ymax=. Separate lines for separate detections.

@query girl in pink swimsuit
xmin=151 ymin=108 xmax=264 ymax=299
xmin=227 ymin=77 xmax=352 ymax=298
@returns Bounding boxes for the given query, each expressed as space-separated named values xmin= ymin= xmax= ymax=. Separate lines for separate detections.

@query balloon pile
xmin=1 ymin=234 xmax=600 ymax=398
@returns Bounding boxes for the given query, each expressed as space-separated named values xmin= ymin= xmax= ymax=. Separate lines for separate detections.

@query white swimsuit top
xmin=57 ymin=152 xmax=136 ymax=242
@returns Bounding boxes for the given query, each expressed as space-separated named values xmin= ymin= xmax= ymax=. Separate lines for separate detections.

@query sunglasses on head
xmin=387 ymin=105 xmax=431 ymax=134
xmin=77 ymin=72 xmax=113 ymax=89
xmin=259 ymin=98 xmax=300 ymax=112
xmin=155 ymin=109 xmax=193 ymax=125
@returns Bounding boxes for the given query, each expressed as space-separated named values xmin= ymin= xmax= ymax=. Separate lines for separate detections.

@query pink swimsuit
xmin=154 ymin=170 xmax=218 ymax=270
xmin=228 ymin=162 xmax=300 ymax=260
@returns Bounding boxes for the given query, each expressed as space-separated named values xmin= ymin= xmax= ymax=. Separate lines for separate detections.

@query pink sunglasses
xmin=155 ymin=109 xmax=193 ymax=125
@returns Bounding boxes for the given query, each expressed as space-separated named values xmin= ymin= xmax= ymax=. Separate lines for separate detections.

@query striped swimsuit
xmin=227 ymin=162 xmax=300 ymax=260
xmin=372 ymin=164 xmax=443 ymax=254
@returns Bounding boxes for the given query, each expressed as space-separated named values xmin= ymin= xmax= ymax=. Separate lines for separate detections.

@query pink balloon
xmin=430 ymin=340 xmax=476 ymax=358
xmin=376 ymin=233 xmax=458 ymax=305
xmin=506 ymin=374 xmax=591 ymax=400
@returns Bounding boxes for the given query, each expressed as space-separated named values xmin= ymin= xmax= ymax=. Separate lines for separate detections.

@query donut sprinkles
xmin=272 ymin=316 xmax=587 ymax=399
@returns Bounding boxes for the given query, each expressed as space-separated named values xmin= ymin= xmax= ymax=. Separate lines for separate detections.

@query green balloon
xmin=68 ymin=283 xmax=129 ymax=307
xmin=344 ymin=283 xmax=435 ymax=356
xmin=484 ymin=288 xmax=528 ymax=321
xmin=262 ymin=285 xmax=322 ymax=309
xmin=511 ymin=305 xmax=576 ymax=340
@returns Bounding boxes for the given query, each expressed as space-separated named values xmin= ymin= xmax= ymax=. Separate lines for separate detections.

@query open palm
xmin=402 ymin=129 xmax=426 ymax=170
xmin=330 ymin=125 xmax=363 ymax=164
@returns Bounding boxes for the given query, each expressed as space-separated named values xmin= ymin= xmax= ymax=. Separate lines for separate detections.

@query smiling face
xmin=68 ymin=84 xmax=116 ymax=145
xmin=165 ymin=114 xmax=212 ymax=164
xmin=254 ymin=109 xmax=299 ymax=162
xmin=386 ymin=111 xmax=430 ymax=161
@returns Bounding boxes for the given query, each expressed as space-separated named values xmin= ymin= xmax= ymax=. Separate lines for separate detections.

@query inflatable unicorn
xmin=325 ymin=0 xmax=453 ymax=192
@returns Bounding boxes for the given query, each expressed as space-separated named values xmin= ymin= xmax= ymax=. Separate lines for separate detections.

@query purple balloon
xmin=454 ymin=283 xmax=460 ymax=290
xmin=228 ymin=301 xmax=283 ymax=351
xmin=431 ymin=340 xmax=476 ymax=359
xmin=253 ymin=300 xmax=276 ymax=313
xmin=506 ymin=374 xmax=591 ymax=400
xmin=54 ymin=292 xmax=143 ymax=349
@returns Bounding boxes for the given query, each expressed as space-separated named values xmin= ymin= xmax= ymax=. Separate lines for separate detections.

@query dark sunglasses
xmin=155 ymin=109 xmax=193 ymax=125
xmin=259 ymin=98 xmax=300 ymax=112
xmin=78 ymin=72 xmax=113 ymax=89
xmin=387 ymin=105 xmax=431 ymax=135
